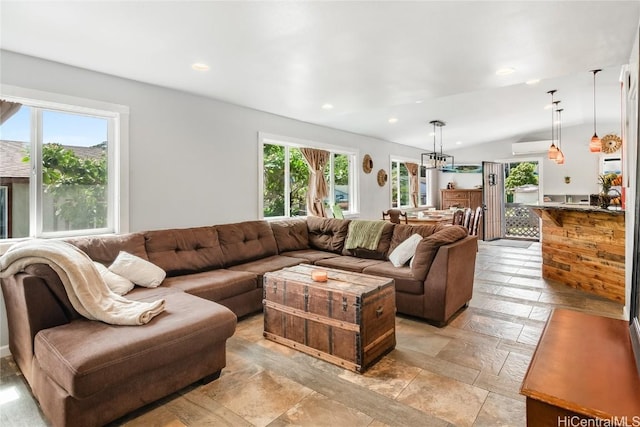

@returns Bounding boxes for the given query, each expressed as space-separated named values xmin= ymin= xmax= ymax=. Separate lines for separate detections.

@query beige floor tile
xmin=497 ymin=286 xmax=541 ymax=302
xmin=336 ymin=356 xmax=422 ymax=399
xmin=212 ymin=370 xmax=313 ymax=427
xmin=464 ymin=314 xmax=524 ymax=341
xmin=270 ymin=392 xmax=373 ymax=427
xmin=517 ymin=325 xmax=543 ymax=346
xmin=473 ymin=392 xmax=526 ymax=427
xmin=397 ymin=370 xmax=488 ymax=427
xmin=436 ymin=340 xmax=508 ymax=375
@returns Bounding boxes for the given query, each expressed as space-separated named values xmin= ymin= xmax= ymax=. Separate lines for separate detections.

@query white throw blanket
xmin=0 ymin=240 xmax=165 ymax=325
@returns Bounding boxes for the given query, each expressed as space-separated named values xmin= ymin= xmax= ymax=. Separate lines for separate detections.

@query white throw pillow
xmin=109 ymin=251 xmax=166 ymax=288
xmin=389 ymin=234 xmax=423 ymax=268
xmin=93 ymin=261 xmax=134 ymax=295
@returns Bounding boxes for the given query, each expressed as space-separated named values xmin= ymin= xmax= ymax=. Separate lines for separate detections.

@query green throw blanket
xmin=344 ymin=220 xmax=386 ymax=250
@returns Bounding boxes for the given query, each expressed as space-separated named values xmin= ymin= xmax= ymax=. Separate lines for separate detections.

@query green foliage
xmin=23 ymin=143 xmax=107 ymax=230
xmin=262 ymin=145 xmax=309 ymax=217
xmin=505 ymin=162 xmax=538 ymax=193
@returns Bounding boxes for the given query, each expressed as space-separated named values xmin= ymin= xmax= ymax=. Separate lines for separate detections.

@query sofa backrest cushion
xmin=411 ymin=225 xmax=470 ymax=281
xmin=143 ymin=227 xmax=224 ymax=277
xmin=217 ymin=220 xmax=278 ymax=266
xmin=388 ymin=224 xmax=441 ymax=256
xmin=270 ymin=219 xmax=309 ymax=253
xmin=306 ymin=217 xmax=351 ymax=254
xmin=65 ymin=233 xmax=148 ymax=266
xmin=342 ymin=221 xmax=395 ymax=260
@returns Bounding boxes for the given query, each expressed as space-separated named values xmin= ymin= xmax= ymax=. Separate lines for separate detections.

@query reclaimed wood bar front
xmin=530 ymin=204 xmax=625 ymax=303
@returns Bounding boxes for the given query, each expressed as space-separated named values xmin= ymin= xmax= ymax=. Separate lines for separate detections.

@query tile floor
xmin=0 ymin=240 xmax=625 ymax=426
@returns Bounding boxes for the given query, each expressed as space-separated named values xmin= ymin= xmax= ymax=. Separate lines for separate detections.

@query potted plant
xmin=597 ymin=173 xmax=621 ymax=208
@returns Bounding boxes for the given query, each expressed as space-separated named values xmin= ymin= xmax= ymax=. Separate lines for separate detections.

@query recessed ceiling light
xmin=526 ymin=78 xmax=541 ymax=85
xmin=191 ymin=63 xmax=210 ymax=71
xmin=415 ymin=100 xmax=424 ymax=104
xmin=388 ymin=117 xmax=398 ymax=124
xmin=496 ymin=67 xmax=516 ymax=76
xmin=544 ymin=104 xmax=552 ymax=110
xmin=456 ymin=141 xmax=462 ymax=145
xmin=321 ymin=103 xmax=334 ymax=110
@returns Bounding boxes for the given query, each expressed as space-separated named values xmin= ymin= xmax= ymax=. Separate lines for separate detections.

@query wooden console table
xmin=521 ymin=309 xmax=640 ymax=425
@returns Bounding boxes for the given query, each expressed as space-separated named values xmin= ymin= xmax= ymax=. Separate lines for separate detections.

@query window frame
xmin=390 ymin=156 xmax=430 ymax=209
xmin=258 ymin=132 xmax=358 ymax=219
xmin=1 ymin=85 xmax=129 ymax=239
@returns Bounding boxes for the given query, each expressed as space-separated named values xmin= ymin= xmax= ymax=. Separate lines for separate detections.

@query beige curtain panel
xmin=300 ymin=148 xmax=330 ymax=217
xmin=406 ymin=162 xmax=419 ymax=208
xmin=0 ymin=100 xmax=22 ymax=125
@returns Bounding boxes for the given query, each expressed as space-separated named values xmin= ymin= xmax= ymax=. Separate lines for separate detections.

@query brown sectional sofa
xmin=1 ymin=217 xmax=477 ymax=427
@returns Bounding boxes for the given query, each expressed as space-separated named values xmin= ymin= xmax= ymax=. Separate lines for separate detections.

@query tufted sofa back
xmin=144 ymin=226 xmax=225 ymax=277
xmin=65 ymin=233 xmax=148 ymax=266
xmin=306 ymin=217 xmax=350 ymax=254
xmin=217 ymin=220 xmax=279 ymax=266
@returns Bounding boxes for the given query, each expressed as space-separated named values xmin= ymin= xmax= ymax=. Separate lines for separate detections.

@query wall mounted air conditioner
xmin=511 ymin=140 xmax=551 ymax=155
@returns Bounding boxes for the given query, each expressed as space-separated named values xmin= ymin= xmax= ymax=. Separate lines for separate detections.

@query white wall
xmin=0 ymin=50 xmax=427 ymax=352
xmin=446 ymin=123 xmax=619 ymax=197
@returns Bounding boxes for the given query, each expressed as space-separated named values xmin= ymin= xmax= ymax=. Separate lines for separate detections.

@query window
xmin=391 ymin=159 xmax=430 ymax=208
xmin=0 ymin=90 xmax=127 ymax=239
xmin=260 ymin=134 xmax=357 ymax=218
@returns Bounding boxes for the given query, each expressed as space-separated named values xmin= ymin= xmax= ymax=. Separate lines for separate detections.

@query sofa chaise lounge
xmin=0 ymin=216 xmax=477 ymax=427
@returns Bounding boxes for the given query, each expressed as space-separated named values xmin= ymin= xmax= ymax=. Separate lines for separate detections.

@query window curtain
xmin=406 ymin=162 xmax=419 ymax=208
xmin=300 ymin=148 xmax=329 ymax=217
xmin=0 ymin=100 xmax=22 ymax=125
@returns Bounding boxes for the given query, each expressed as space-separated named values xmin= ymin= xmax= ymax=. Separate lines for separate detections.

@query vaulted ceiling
xmin=1 ymin=1 xmax=639 ymax=150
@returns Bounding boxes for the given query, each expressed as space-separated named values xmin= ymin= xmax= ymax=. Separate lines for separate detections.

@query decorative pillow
xmin=109 ymin=251 xmax=166 ymax=288
xmin=388 ymin=233 xmax=423 ymax=267
xmin=93 ymin=262 xmax=134 ymax=295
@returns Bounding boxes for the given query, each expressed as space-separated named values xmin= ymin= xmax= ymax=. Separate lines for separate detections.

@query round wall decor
xmin=362 ymin=154 xmax=373 ymax=174
xmin=601 ymin=134 xmax=622 ymax=154
xmin=377 ymin=169 xmax=388 ymax=187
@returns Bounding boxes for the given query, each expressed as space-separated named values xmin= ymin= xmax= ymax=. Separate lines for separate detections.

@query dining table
xmin=404 ymin=210 xmax=455 ymax=226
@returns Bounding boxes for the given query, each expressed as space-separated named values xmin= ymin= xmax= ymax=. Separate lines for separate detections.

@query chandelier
xmin=421 ymin=120 xmax=454 ymax=171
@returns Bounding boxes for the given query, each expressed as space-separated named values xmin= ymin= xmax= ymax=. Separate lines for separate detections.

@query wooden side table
xmin=520 ymin=309 xmax=640 ymax=426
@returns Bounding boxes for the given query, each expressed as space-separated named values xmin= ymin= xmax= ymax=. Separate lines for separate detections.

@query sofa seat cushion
xmin=33 ymin=292 xmax=236 ymax=399
xmin=143 ymin=226 xmax=224 ymax=276
xmin=161 ymin=269 xmax=258 ymax=302
xmin=314 ymin=256 xmax=386 ymax=273
xmin=362 ymin=262 xmax=424 ymax=295
xmin=281 ymin=249 xmax=340 ymax=264
xmin=227 ymin=255 xmax=303 ymax=285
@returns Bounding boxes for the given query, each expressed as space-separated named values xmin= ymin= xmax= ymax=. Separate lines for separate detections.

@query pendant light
xmin=421 ymin=120 xmax=454 ymax=170
xmin=555 ymin=107 xmax=565 ymax=165
xmin=547 ymin=90 xmax=559 ymax=159
xmin=589 ymin=69 xmax=602 ymax=152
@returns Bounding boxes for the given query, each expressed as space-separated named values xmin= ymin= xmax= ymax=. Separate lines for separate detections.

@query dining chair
xmin=462 ymin=208 xmax=474 ymax=230
xmin=470 ymin=206 xmax=483 ymax=236
xmin=382 ymin=209 xmax=408 ymax=224
xmin=451 ymin=209 xmax=464 ymax=226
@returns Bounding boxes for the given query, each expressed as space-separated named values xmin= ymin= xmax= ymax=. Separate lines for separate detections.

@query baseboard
xmin=0 ymin=344 xmax=11 ymax=358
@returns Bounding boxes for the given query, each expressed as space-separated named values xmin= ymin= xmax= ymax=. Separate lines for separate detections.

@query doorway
xmin=504 ymin=161 xmax=540 ymax=241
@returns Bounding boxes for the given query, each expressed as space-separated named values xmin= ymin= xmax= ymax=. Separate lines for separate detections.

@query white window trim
xmin=390 ymin=155 xmax=427 ymax=209
xmin=0 ymin=84 xmax=130 ymax=238
xmin=258 ymin=132 xmax=359 ymax=219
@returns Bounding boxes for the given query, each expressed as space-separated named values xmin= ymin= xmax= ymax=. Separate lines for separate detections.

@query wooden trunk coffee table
xmin=263 ymin=264 xmax=396 ymax=373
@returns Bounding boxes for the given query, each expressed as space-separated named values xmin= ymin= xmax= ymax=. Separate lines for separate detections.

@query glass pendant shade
xmin=555 ymin=149 xmax=565 ymax=164
xmin=548 ymin=143 xmax=558 ymax=159
xmin=589 ymin=134 xmax=602 ymax=152
xmin=589 ymin=69 xmax=602 ymax=153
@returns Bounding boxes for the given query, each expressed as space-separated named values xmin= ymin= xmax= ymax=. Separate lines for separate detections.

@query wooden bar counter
xmin=530 ymin=204 xmax=625 ymax=303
